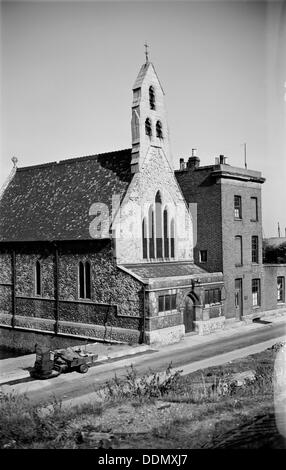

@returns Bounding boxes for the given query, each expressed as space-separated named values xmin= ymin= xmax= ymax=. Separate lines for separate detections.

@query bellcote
xmin=131 ymin=60 xmax=172 ymax=173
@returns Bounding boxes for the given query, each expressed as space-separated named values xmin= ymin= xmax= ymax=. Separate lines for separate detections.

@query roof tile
xmin=0 ymin=149 xmax=133 ymax=242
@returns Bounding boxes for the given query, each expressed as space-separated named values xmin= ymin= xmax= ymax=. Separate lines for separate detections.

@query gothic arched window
xmin=145 ymin=118 xmax=152 ymax=137
xmin=142 ymin=218 xmax=148 ymax=259
xmin=155 ymin=191 xmax=163 ymax=258
xmin=149 ymin=86 xmax=155 ymax=110
xmin=170 ymin=218 xmax=175 ymax=258
xmin=148 ymin=206 xmax=155 ymax=259
xmin=79 ymin=261 xmax=91 ymax=299
xmin=143 ymin=194 xmax=176 ymax=261
xmin=163 ymin=208 xmax=169 ymax=258
xmin=35 ymin=260 xmax=41 ymax=296
xmin=156 ymin=120 xmax=163 ymax=139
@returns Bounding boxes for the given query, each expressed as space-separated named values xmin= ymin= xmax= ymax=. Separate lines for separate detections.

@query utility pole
xmin=278 ymin=221 xmax=281 ymax=237
xmin=244 ymin=143 xmax=247 ymax=169
xmin=241 ymin=143 xmax=247 ymax=169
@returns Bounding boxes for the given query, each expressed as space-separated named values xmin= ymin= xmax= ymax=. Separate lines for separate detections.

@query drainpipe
xmin=141 ymin=284 xmax=146 ymax=344
xmin=54 ymin=243 xmax=59 ymax=335
xmin=11 ymin=249 xmax=16 ymax=328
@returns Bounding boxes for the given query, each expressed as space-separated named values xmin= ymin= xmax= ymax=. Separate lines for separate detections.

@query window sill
xmin=252 ymin=306 xmax=261 ymax=309
xmin=235 ymin=264 xmax=243 ymax=267
xmin=144 ymin=258 xmax=176 ymax=262
xmin=204 ymin=303 xmax=221 ymax=308
xmin=234 ymin=218 xmax=242 ymax=221
xmin=250 ymin=219 xmax=258 ymax=222
xmin=158 ymin=309 xmax=177 ymax=316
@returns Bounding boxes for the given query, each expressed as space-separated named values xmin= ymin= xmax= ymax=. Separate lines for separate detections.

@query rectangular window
xmin=171 ymin=293 xmax=176 ymax=310
xmin=158 ymin=294 xmax=177 ymax=312
xmin=252 ymin=279 xmax=261 ymax=307
xmin=204 ymin=288 xmax=221 ymax=306
xmin=252 ymin=236 xmax=259 ymax=263
xmin=250 ymin=197 xmax=258 ymax=221
xmin=199 ymin=250 xmax=207 ymax=263
xmin=277 ymin=277 xmax=285 ymax=302
xmin=234 ymin=195 xmax=242 ymax=219
xmin=158 ymin=296 xmax=165 ymax=312
xmin=165 ymin=295 xmax=171 ymax=311
xmin=235 ymin=236 xmax=243 ymax=266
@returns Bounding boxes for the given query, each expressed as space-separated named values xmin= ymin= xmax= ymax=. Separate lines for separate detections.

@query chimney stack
xmin=179 ymin=158 xmax=186 ymax=170
xmin=219 ymin=154 xmax=227 ymax=165
xmin=187 ymin=148 xmax=200 ymax=169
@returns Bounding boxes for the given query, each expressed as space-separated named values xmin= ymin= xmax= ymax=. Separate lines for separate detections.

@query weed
xmin=103 ymin=363 xmax=183 ymax=403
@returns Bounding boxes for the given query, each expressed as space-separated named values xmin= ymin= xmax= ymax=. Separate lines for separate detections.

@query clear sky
xmin=1 ymin=0 xmax=285 ymax=237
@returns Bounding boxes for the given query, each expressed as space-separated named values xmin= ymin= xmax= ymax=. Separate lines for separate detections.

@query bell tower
xmin=131 ymin=46 xmax=172 ymax=173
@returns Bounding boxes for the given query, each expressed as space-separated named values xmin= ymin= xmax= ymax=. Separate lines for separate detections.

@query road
xmin=3 ymin=320 xmax=286 ymax=406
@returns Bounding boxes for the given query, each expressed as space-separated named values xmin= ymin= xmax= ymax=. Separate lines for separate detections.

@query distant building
xmin=264 ymin=237 xmax=286 ymax=248
xmin=0 ymin=56 xmax=285 ymax=352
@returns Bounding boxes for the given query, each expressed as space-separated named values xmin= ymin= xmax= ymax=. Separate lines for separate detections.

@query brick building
xmin=0 ymin=58 xmax=224 ymax=351
xmin=176 ymin=153 xmax=286 ymax=324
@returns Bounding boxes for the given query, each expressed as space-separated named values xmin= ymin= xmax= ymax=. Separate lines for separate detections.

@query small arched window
xmin=79 ymin=261 xmax=91 ymax=299
xmin=142 ymin=218 xmax=148 ymax=259
xmin=145 ymin=118 xmax=152 ymax=137
xmin=149 ymin=86 xmax=155 ymax=110
xmin=35 ymin=260 xmax=41 ymax=296
xmin=148 ymin=206 xmax=155 ymax=259
xmin=155 ymin=191 xmax=163 ymax=258
xmin=170 ymin=218 xmax=175 ymax=258
xmin=156 ymin=120 xmax=163 ymax=139
xmin=163 ymin=208 xmax=169 ymax=258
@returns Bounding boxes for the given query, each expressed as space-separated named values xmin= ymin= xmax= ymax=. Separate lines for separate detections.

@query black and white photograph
xmin=0 ymin=0 xmax=286 ymax=456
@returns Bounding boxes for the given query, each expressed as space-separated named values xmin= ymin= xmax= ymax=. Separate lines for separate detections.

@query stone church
xmin=0 ymin=56 xmax=285 ymax=351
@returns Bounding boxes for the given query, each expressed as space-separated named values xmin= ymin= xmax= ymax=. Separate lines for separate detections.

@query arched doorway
xmin=183 ymin=294 xmax=196 ymax=333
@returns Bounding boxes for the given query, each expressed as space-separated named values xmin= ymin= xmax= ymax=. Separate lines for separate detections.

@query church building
xmin=0 ymin=53 xmax=285 ymax=351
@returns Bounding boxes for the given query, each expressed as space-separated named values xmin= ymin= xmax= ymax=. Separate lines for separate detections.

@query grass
xmin=0 ymin=341 xmax=284 ymax=449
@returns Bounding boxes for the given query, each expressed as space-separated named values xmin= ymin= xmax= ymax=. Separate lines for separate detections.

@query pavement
xmin=0 ymin=309 xmax=286 ymax=390
xmin=0 ymin=342 xmax=151 ymax=386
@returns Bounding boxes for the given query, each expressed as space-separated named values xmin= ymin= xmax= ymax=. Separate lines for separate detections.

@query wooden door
xmin=184 ymin=295 xmax=195 ymax=333
xmin=235 ymin=278 xmax=243 ymax=319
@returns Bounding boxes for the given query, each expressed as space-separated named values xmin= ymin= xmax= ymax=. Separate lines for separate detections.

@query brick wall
xmin=263 ymin=264 xmax=286 ymax=311
xmin=175 ymin=167 xmax=223 ymax=273
xmin=220 ymin=179 xmax=264 ymax=318
xmin=176 ymin=164 xmax=267 ymax=320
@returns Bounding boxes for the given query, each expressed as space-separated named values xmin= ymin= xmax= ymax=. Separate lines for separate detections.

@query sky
xmin=0 ymin=0 xmax=285 ymax=237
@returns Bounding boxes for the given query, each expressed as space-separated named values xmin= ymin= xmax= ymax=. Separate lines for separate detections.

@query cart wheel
xmin=78 ymin=364 xmax=89 ymax=374
xmin=53 ymin=364 xmax=62 ymax=375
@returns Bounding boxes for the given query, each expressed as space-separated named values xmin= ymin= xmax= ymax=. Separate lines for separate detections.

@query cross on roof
xmin=144 ymin=42 xmax=149 ymax=63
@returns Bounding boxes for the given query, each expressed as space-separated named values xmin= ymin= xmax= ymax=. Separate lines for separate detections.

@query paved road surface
xmin=2 ymin=320 xmax=285 ymax=406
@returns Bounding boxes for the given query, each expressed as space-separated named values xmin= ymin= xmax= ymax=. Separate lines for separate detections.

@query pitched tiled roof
xmin=120 ymin=262 xmax=216 ymax=282
xmin=0 ymin=149 xmax=133 ymax=242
